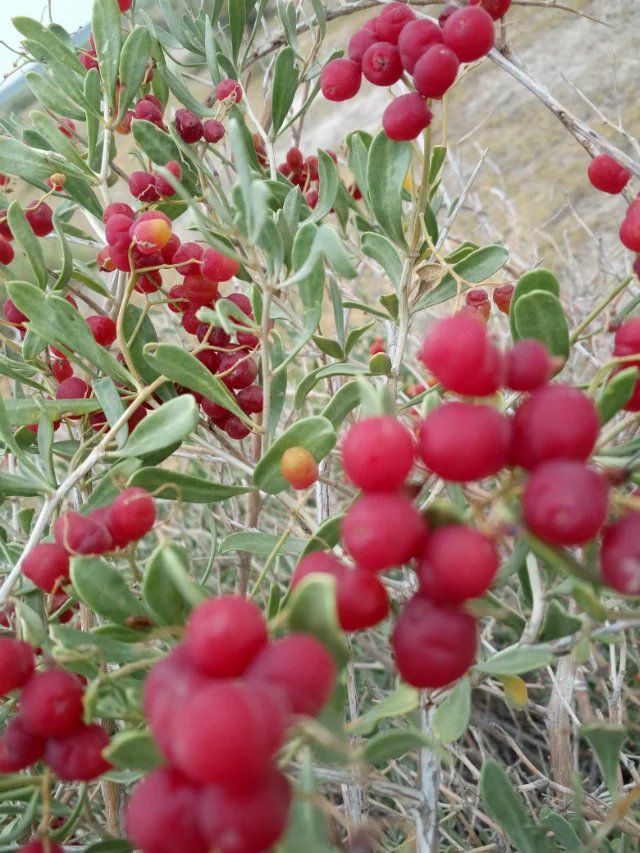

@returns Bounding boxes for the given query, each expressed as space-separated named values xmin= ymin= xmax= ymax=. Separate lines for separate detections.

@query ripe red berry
xmin=173 ymin=241 xmax=204 ymax=276
xmin=18 ymin=841 xmax=63 ymax=853
xmin=172 ymin=681 xmax=283 ymax=786
xmin=247 ymin=633 xmax=336 ymax=717
xmin=184 ymin=274 xmax=219 ymax=305
xmin=174 ymin=108 xmax=203 ymax=143
xmin=392 ymin=595 xmax=477 ymax=688
xmin=155 ymin=160 xmax=182 ymax=197
xmin=106 ymin=213 xmax=136 ymax=251
xmin=614 ymin=317 xmax=640 ymax=356
xmin=465 ymin=288 xmax=491 ymax=320
xmin=134 ymin=98 xmax=163 ymax=125
xmin=86 ymin=315 xmax=117 ymax=347
xmin=201 ymin=246 xmax=240 ymax=282
xmin=0 ymin=210 xmax=13 ymax=240
xmin=226 ymin=291 xmax=253 ymax=319
xmin=22 ymin=542 xmax=70 ymax=592
xmin=128 ymin=171 xmax=159 ymax=202
xmin=439 ymin=5 xmax=457 ymax=26
xmin=383 ymin=93 xmax=432 ymax=141
xmin=219 ymin=353 xmax=258 ymax=390
xmin=20 ymin=669 xmax=84 ymax=737
xmin=280 ymin=446 xmax=319 ymax=490
xmin=442 ymin=7 xmax=495 ymax=62
xmin=185 ymin=596 xmax=268 ymax=678
xmin=587 ymin=154 xmax=631 ymax=195
xmin=131 ymin=216 xmax=172 ymax=254
xmin=198 ymin=767 xmax=292 ymax=853
xmin=237 ymin=384 xmax=264 ymax=414
xmin=108 ymin=487 xmax=156 ymax=544
xmin=0 ymin=716 xmax=45 ymax=771
xmin=0 ymin=237 xmax=14 ymax=265
xmin=321 ymin=57 xmax=363 ymax=103
xmin=620 ymin=210 xmax=640 ymax=252
xmin=342 ymin=416 xmax=414 ymax=492
xmin=202 ymin=119 xmax=225 ymax=143
xmin=196 ymin=348 xmax=222 ymax=374
xmin=413 ymin=44 xmax=459 ymax=99
xmin=44 ymin=723 xmax=111 ymax=781
xmin=127 ymin=768 xmax=208 ymax=853
xmin=417 ymin=524 xmax=499 ymax=604
xmin=376 ymin=2 xmax=416 ymax=44
xmin=362 ymin=42 xmax=404 ymax=86
xmin=337 ymin=570 xmax=389 ymax=631
xmin=167 ymin=284 xmax=188 ymax=313
xmin=135 ymin=270 xmax=163 ymax=294
xmin=493 ymin=282 xmax=514 ymax=314
xmin=55 ymin=375 xmax=91 ymax=405
xmin=523 ymin=460 xmax=609 ymax=546
xmin=419 ymin=403 xmax=511 ymax=482
xmin=505 ymin=339 xmax=553 ymax=391
xmin=510 ymin=384 xmax=599 ymax=470
xmin=25 ymin=202 xmax=54 ymax=237
xmin=118 ymin=0 xmax=133 ymax=10
xmin=469 ymin=0 xmax=512 ymax=19
xmin=3 ymin=298 xmax=27 ymax=327
xmin=397 ymin=19 xmax=442 ymax=72
xmin=348 ymin=29 xmax=378 ymax=64
xmin=419 ymin=313 xmax=504 ymax=396
xmin=216 ymin=78 xmax=243 ymax=103
xmin=51 ymin=358 xmax=73 ymax=383
xmin=0 ymin=638 xmax=35 ymax=696
xmin=341 ymin=492 xmax=427 ymax=572
xmin=600 ymin=513 xmax=640 ymax=595
xmin=103 ymin=202 xmax=135 ymax=222
xmin=291 ymin=551 xmax=347 ymax=589
xmin=221 ymin=413 xmax=252 ymax=440
xmin=53 ymin=511 xmax=111 ymax=555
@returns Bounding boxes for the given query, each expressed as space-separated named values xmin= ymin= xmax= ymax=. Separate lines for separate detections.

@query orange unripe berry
xmin=280 ymin=447 xmax=318 ymax=490
xmin=131 ymin=217 xmax=172 ymax=255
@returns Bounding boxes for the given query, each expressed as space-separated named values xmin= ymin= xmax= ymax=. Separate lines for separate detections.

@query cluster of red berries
xmin=129 ymin=596 xmax=337 ymax=853
xmin=0 ymin=199 xmax=55 ymax=266
xmin=0 ymin=644 xmax=111 ymax=783
xmin=460 ymin=283 xmax=515 ymax=322
xmin=321 ymin=2 xmax=507 ymax=141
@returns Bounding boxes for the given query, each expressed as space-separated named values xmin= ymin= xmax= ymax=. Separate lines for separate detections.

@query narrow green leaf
xmin=219 ymin=531 xmax=306 ymax=556
xmin=143 ymin=543 xmax=206 ymax=625
xmin=307 ymin=151 xmax=338 ymax=223
xmin=92 ymin=0 xmax=122 ymax=109
xmin=362 ymin=729 xmax=434 ymax=766
xmin=271 ymin=47 xmax=298 ymax=136
xmin=0 ymin=136 xmax=86 ymax=184
xmin=117 ymin=27 xmax=153 ymax=122
xmin=26 ymin=71 xmax=86 ymax=121
xmin=12 ymin=16 xmax=85 ymax=74
xmin=229 ymin=0 xmax=246 ymax=61
xmin=7 ymin=202 xmax=47 ymax=289
xmin=367 ymin=131 xmax=411 ymax=247
xmin=361 ymin=232 xmax=403 ymax=287
xmin=115 ymin=396 xmax=199 ymax=458
xmin=253 ymin=416 xmax=337 ymax=494
xmin=320 ymin=382 xmax=361 ymax=429
xmin=580 ymin=724 xmax=626 ymax=798
xmin=597 ymin=367 xmax=638 ymax=424
xmin=476 ymin=644 xmax=553 ymax=675
xmin=300 ymin=514 xmax=344 ymax=557
xmin=104 ymin=730 xmax=163 ymax=772
xmin=1 ymin=396 xmax=100 ymax=426
xmin=71 ymin=557 xmax=150 ymax=625
xmin=132 ymin=119 xmax=181 ymax=166
xmin=481 ymin=760 xmax=551 ymax=853
xmin=433 ymin=677 xmax=471 ymax=743
xmin=0 ymin=471 xmax=46 ymax=498
xmin=128 ymin=468 xmax=255 ymax=503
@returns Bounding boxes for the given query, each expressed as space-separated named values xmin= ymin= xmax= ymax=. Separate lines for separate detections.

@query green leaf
xmin=321 ymin=382 xmax=361 ymax=429
xmin=253 ymin=416 xmax=337 ymax=494
xmin=128 ymin=468 xmax=255 ymax=503
xmin=0 ymin=471 xmax=46 ymax=498
xmin=219 ymin=532 xmax=306 ymax=557
xmin=30 ymin=111 xmax=94 ymax=176
xmin=300 ymin=514 xmax=344 ymax=557
xmin=117 ymin=27 xmax=153 ymax=122
xmin=84 ymin=68 xmax=102 ymax=170
xmin=71 ymin=557 xmax=150 ymax=625
xmin=361 ymin=729 xmax=434 ymax=766
xmin=453 ymin=244 xmax=508 ymax=283
xmin=12 ymin=16 xmax=85 ymax=74
xmin=142 ymin=342 xmax=251 ymax=426
xmin=433 ymin=677 xmax=471 ymax=743
xmin=312 ymin=335 xmax=344 ymax=360
xmin=367 ymin=131 xmax=411 ymax=247
xmin=424 ymin=202 xmax=438 ymax=247
xmin=429 ymin=144 xmax=447 ymax=184
xmin=3 ymin=396 xmax=100 ymax=427
xmin=229 ymin=0 xmax=246 ymax=61
xmin=7 ymin=283 xmax=132 ymax=386
xmin=271 ymin=47 xmax=298 ymax=136
xmin=50 ymin=625 xmax=151 ymax=663
xmin=580 ymin=724 xmax=626 ymax=798
xmin=92 ymin=0 xmax=122 ymax=109
xmin=351 ymin=684 xmax=419 ymax=736
xmin=104 ymin=730 xmax=163 ymax=772
xmin=81 ymin=459 xmax=142 ymax=514
xmin=143 ymin=543 xmax=205 ymax=625
xmin=361 ymin=232 xmax=403 ymax=287
xmin=597 ymin=367 xmax=638 ymax=424
xmin=512 ymin=290 xmax=570 ymax=358
xmin=7 ymin=202 xmax=47 ymax=289
xmin=83 ymin=842 xmax=132 ymax=853
xmin=481 ymin=759 xmax=552 ymax=853
xmin=286 ymin=574 xmax=349 ymax=667
xmin=295 ymin=363 xmax=369 ymax=408
xmin=509 ymin=268 xmax=560 ymax=340
xmin=26 ymin=71 xmax=86 ymax=121
xmin=307 ymin=151 xmax=339 ymax=223
xmin=115 ymin=396 xmax=199 ymax=459
xmin=0 ymin=135 xmax=87 ymax=184
xmin=476 ymin=644 xmax=553 ymax=675
xmin=132 ymin=119 xmax=181 ymax=166
xmin=540 ymin=600 xmax=583 ymax=643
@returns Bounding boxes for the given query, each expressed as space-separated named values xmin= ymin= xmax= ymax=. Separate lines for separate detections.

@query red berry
xmin=523 ymin=460 xmax=609 ymax=546
xmin=167 ymin=284 xmax=188 ymax=312
xmin=198 ymin=767 xmax=292 ymax=853
xmin=413 ymin=44 xmax=459 ymax=98
xmin=221 ymin=413 xmax=252 ymax=440
xmin=181 ymin=308 xmax=200 ymax=335
xmin=442 ymin=7 xmax=495 ymax=62
xmin=419 ymin=313 xmax=504 ymax=396
xmin=134 ymin=98 xmax=163 ymax=125
xmin=306 ymin=189 xmax=319 ymax=209
xmin=173 ymin=241 xmax=204 ymax=276
xmin=510 ymin=384 xmax=599 ymax=470
xmin=0 ymin=716 xmax=45 ymax=771
xmin=184 ymin=274 xmax=219 ymax=305
xmin=156 ymin=160 xmax=182 ymax=197
xmin=118 ymin=0 xmax=133 ymax=10
xmin=108 ymin=487 xmax=156 ymax=544
xmin=417 ymin=524 xmax=499 ymax=604
xmin=129 ymin=171 xmax=159 ymax=202
xmin=131 ymin=216 xmax=172 ymax=254
xmin=465 ymin=288 xmax=491 ymax=320
xmin=174 ymin=108 xmax=203 ymax=143
xmin=172 ymin=681 xmax=283 ymax=786
xmin=20 ymin=669 xmax=84 ymax=737
xmin=398 ymin=19 xmax=443 ymax=73
xmin=291 ymin=551 xmax=347 ymax=589
xmin=219 ymin=352 xmax=258 ymax=389
xmin=226 ymin=291 xmax=253 ymax=319
xmin=22 ymin=542 xmax=70 ymax=593
xmin=86 ymin=315 xmax=117 ymax=347
xmin=620 ymin=211 xmax=640 ymax=252
xmin=0 ymin=210 xmax=13 ymax=240
xmin=337 ymin=570 xmax=389 ymax=631
xmin=392 ymin=595 xmax=477 ymax=688
xmin=469 ymin=0 xmax=512 ymax=19
xmin=51 ymin=358 xmax=73 ymax=383
xmin=376 ymin=2 xmax=416 ymax=44
xmin=202 ymin=120 xmax=225 ymax=143
xmin=342 ymin=416 xmax=414 ymax=492
xmin=614 ymin=317 xmax=640 ymax=356
xmin=103 ymin=202 xmax=135 ymax=222
xmin=185 ymin=596 xmax=268 ymax=678
xmin=0 ymin=638 xmax=35 ymax=696
xmin=202 ymin=247 xmax=240 ymax=282
xmin=25 ymin=202 xmax=54 ymax=237
xmin=0 ymin=238 xmax=14 ymax=265
xmin=383 ymin=93 xmax=432 ymax=141
xmin=600 ymin=513 xmax=640 ymax=595
xmin=135 ymin=271 xmax=163 ymax=294
xmin=587 ymin=154 xmax=631 ymax=195
xmin=348 ymin=29 xmax=378 ymax=64
xmin=44 ymin=723 xmax=111 ymax=781
xmin=18 ymin=842 xmax=63 ymax=853
xmin=196 ymin=348 xmax=222 ymax=374
xmin=505 ymin=339 xmax=553 ymax=391
xmin=3 ymin=298 xmax=27 ymax=327
xmin=53 ymin=511 xmax=111 ymax=555
xmin=341 ymin=492 xmax=427 ymax=571
xmin=362 ymin=42 xmax=404 ymax=86
xmin=127 ymin=768 xmax=208 ymax=853
xmin=280 ymin=446 xmax=318 ymax=490
xmin=216 ymin=79 xmax=243 ymax=103
xmin=106 ymin=212 xmax=136 ymax=250
xmin=493 ymin=282 xmax=514 ymax=314
xmin=237 ymin=384 xmax=264 ymax=414
xmin=247 ymin=634 xmax=336 ymax=717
